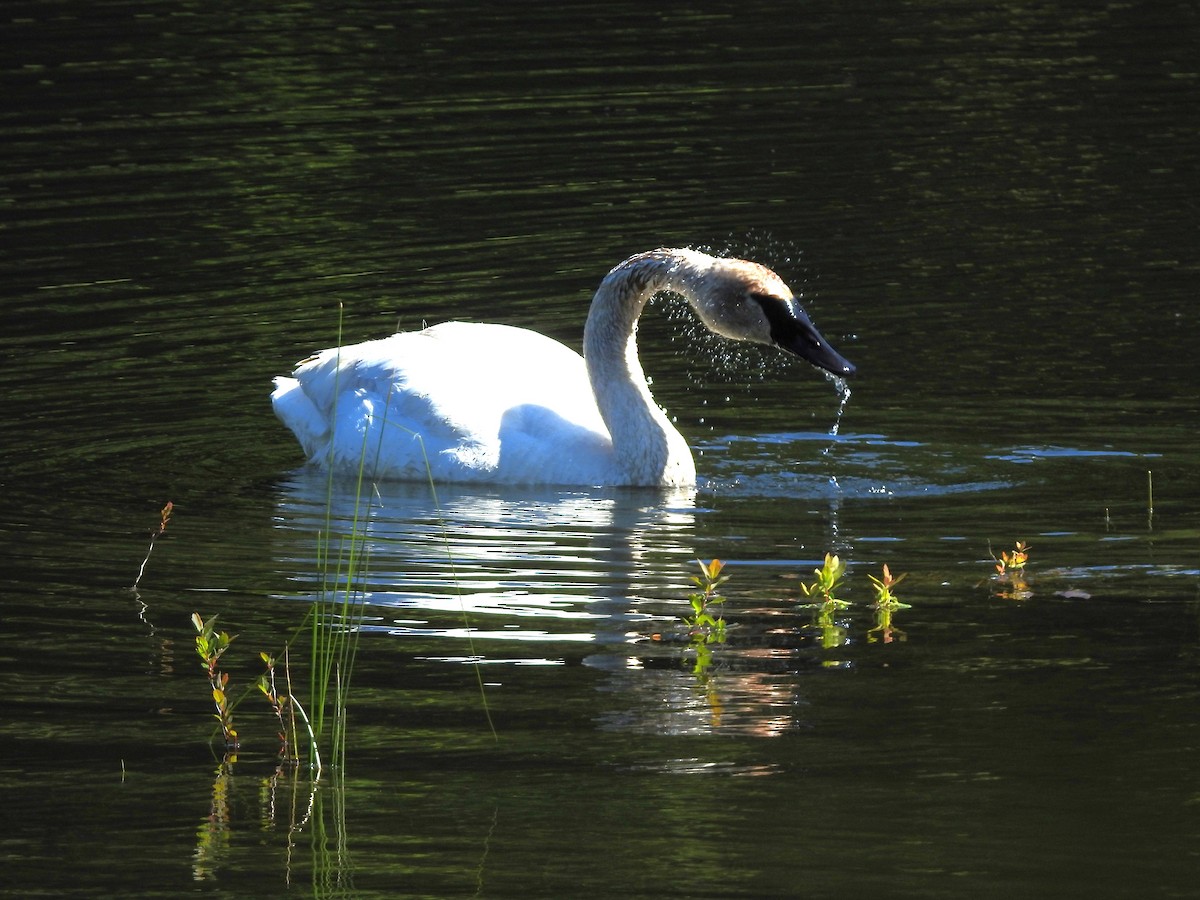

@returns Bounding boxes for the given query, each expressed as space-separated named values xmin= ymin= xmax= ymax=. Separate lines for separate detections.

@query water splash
xmin=822 ymin=373 xmax=852 ymax=449
xmin=820 ymin=375 xmax=852 ymax=538
xmin=656 ymin=293 xmax=779 ymax=380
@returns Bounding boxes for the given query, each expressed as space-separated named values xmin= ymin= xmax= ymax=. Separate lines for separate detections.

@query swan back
xmin=273 ymin=322 xmax=613 ymax=483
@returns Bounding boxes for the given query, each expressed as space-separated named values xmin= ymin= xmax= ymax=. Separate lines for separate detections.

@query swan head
xmin=686 ymin=255 xmax=856 ymax=377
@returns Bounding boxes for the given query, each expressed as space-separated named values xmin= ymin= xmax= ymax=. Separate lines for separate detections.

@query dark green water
xmin=2 ymin=1 xmax=1198 ymax=896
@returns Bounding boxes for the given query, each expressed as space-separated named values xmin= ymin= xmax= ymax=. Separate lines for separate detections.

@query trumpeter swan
xmin=271 ymin=248 xmax=854 ymax=487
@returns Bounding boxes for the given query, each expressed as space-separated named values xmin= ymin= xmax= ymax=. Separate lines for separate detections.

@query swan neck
xmin=583 ymin=249 xmax=713 ymax=359
xmin=582 ymin=249 xmax=711 ymax=484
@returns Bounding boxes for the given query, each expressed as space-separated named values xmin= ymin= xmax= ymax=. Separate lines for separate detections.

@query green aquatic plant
xmin=799 ymin=552 xmax=850 ymax=618
xmin=188 ymin=612 xmax=322 ymax=767
xmin=258 ymin=650 xmax=300 ymax=763
xmin=994 ymin=540 xmax=1030 ymax=576
xmin=684 ymin=559 xmax=729 ymax=675
xmin=298 ymin=303 xmax=377 ymax=774
xmin=868 ymin=563 xmax=908 ymax=608
xmin=991 ymin=540 xmax=1032 ymax=600
xmin=798 ymin=553 xmax=851 ymax=652
xmin=192 ymin=612 xmax=239 ymax=749
xmin=686 ymin=558 xmax=729 ymax=641
xmin=868 ymin=564 xmax=911 ymax=643
xmin=307 ymin=501 xmax=368 ymax=773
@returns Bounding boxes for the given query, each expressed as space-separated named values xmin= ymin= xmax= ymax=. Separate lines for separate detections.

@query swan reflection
xmin=274 ymin=470 xmax=699 ymax=642
xmin=274 ymin=471 xmax=824 ymax=738
xmin=271 ymin=465 xmax=907 ymax=740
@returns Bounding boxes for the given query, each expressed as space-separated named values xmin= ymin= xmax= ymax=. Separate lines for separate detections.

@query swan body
xmin=272 ymin=248 xmax=855 ymax=487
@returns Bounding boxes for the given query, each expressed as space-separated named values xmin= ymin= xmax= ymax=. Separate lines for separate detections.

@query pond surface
xmin=2 ymin=1 xmax=1198 ymax=896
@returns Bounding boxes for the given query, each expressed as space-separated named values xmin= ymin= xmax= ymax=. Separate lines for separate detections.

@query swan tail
xmin=271 ymin=376 xmax=330 ymax=461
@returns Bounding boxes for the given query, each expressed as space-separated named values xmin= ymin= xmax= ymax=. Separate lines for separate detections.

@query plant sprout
xmin=868 ymin=564 xmax=909 ymax=610
xmin=192 ymin=612 xmax=239 ymax=749
xmin=799 ymin=553 xmax=850 ymax=617
xmin=684 ymin=559 xmax=729 ymax=675
xmin=686 ymin=558 xmax=729 ymax=640
xmin=868 ymin=564 xmax=910 ymax=643
xmin=994 ymin=540 xmax=1030 ymax=576
xmin=258 ymin=650 xmax=299 ymax=763
xmin=798 ymin=553 xmax=852 ymax=652
xmin=992 ymin=540 xmax=1032 ymax=600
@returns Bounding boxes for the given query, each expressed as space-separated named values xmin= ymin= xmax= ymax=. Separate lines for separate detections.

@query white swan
xmin=271 ymin=248 xmax=855 ymax=487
